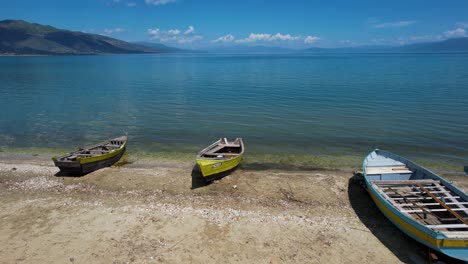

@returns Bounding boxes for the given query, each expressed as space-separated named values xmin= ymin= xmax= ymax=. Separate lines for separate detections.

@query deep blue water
xmin=1 ymin=53 xmax=467 ymax=164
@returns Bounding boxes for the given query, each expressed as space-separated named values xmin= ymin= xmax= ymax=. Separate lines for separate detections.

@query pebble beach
xmin=1 ymin=152 xmax=466 ymax=263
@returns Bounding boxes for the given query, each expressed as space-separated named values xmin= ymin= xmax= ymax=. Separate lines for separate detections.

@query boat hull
xmin=54 ymin=146 xmax=125 ymax=174
xmin=196 ymin=153 xmax=243 ymax=178
xmin=363 ymin=149 xmax=468 ymax=261
xmin=53 ymin=136 xmax=127 ymax=175
xmin=367 ymin=186 xmax=468 ymax=260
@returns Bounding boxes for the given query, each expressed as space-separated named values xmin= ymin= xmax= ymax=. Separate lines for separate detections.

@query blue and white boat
xmin=363 ymin=149 xmax=468 ymax=261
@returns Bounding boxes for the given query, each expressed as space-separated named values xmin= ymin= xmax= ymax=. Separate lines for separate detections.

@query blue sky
xmin=1 ymin=0 xmax=468 ymax=49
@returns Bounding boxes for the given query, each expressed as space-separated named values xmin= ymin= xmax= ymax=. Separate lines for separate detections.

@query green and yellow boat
xmin=196 ymin=138 xmax=244 ymax=180
xmin=52 ymin=135 xmax=127 ymax=175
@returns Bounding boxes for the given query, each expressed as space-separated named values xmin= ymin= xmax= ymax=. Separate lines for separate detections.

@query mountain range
xmin=0 ymin=20 xmax=159 ymax=55
xmin=1 ymin=19 xmax=468 ymax=55
xmin=303 ymin=37 xmax=468 ymax=54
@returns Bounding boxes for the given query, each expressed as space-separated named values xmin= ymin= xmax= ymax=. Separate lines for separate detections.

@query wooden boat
xmin=52 ymin=135 xmax=127 ymax=174
xmin=196 ymin=138 xmax=244 ymax=180
xmin=363 ymin=149 xmax=468 ymax=261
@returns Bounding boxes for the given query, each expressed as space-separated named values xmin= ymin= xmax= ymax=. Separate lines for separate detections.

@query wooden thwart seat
xmin=205 ymin=144 xmax=241 ymax=155
xmin=372 ymin=179 xmax=438 ymax=185
xmin=203 ymin=152 xmax=240 ymax=156
xmin=366 ymin=166 xmax=413 ymax=175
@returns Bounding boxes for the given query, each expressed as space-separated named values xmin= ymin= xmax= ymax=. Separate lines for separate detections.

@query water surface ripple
xmin=1 ymin=53 xmax=467 ymax=164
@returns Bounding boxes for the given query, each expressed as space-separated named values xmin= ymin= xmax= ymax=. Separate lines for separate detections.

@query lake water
xmin=1 ymin=53 xmax=467 ymax=166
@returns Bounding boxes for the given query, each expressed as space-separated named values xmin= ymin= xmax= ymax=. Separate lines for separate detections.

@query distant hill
xmin=133 ymin=41 xmax=196 ymax=53
xmin=397 ymin=37 xmax=468 ymax=53
xmin=0 ymin=20 xmax=156 ymax=55
xmin=303 ymin=38 xmax=468 ymax=53
xmin=208 ymin=45 xmax=295 ymax=54
xmin=304 ymin=46 xmax=393 ymax=53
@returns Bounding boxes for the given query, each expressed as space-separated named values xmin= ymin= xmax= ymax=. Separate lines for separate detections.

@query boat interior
xmin=59 ymin=138 xmax=126 ymax=161
xmin=366 ymin=152 xmax=468 ymax=237
xmin=199 ymin=138 xmax=243 ymax=159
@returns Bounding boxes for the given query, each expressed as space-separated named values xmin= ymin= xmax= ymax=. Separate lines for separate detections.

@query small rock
xmin=232 ymin=185 xmax=237 ymax=189
xmin=11 ymin=167 xmax=17 ymax=171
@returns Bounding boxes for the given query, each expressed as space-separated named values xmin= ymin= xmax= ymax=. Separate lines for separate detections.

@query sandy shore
xmin=0 ymin=153 xmax=466 ymax=263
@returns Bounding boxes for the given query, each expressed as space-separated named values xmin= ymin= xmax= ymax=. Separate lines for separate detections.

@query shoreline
xmin=0 ymin=151 xmax=466 ymax=263
xmin=1 ymin=146 xmax=465 ymax=175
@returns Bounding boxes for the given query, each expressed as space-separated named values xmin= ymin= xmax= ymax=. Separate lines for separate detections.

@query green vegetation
xmin=1 ymin=145 xmax=463 ymax=174
xmin=0 ymin=19 xmax=157 ymax=55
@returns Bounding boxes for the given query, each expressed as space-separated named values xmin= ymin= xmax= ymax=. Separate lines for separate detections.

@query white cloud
xmin=184 ymin=26 xmax=194 ymax=35
xmin=444 ymin=28 xmax=466 ymax=38
xmin=147 ymin=28 xmax=160 ymax=36
xmin=127 ymin=2 xmax=136 ymax=7
xmin=304 ymin=36 xmax=319 ymax=44
xmin=102 ymin=28 xmax=125 ymax=35
xmin=212 ymin=34 xmax=235 ymax=43
xmin=229 ymin=32 xmax=319 ymax=45
xmin=145 ymin=0 xmax=176 ymax=5
xmin=236 ymin=33 xmax=271 ymax=43
xmin=272 ymin=33 xmax=300 ymax=41
xmin=235 ymin=33 xmax=304 ymax=43
xmin=168 ymin=29 xmax=180 ymax=35
xmin=372 ymin=20 xmax=417 ymax=29
xmin=147 ymin=26 xmax=202 ymax=44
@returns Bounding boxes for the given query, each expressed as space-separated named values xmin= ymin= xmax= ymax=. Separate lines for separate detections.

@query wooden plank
xmin=415 ymin=183 xmax=468 ymax=225
xmin=382 ymin=185 xmax=449 ymax=190
xmin=204 ymin=145 xmax=224 ymax=155
xmin=372 ymin=183 xmax=403 ymax=208
xmin=203 ymin=153 xmax=240 ymax=156
xmin=223 ymin=144 xmax=241 ymax=148
xmin=432 ymin=182 xmax=462 ymax=202
xmin=442 ymin=232 xmax=468 ymax=238
xmin=437 ymin=217 xmax=468 ymax=222
xmin=426 ymin=224 xmax=468 ymax=229
xmin=402 ymin=208 xmax=468 ymax=213
xmin=373 ymin=179 xmax=438 ymax=185
xmin=385 ymin=190 xmax=455 ymax=195
xmin=391 ymin=196 xmax=461 ymax=201
xmin=104 ymin=144 xmax=121 ymax=148
xmin=399 ymin=202 xmax=468 ymax=206
xmin=366 ymin=166 xmax=412 ymax=175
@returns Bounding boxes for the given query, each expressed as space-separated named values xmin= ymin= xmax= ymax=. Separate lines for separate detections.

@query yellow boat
xmin=196 ymin=138 xmax=244 ymax=180
xmin=52 ymin=135 xmax=127 ymax=175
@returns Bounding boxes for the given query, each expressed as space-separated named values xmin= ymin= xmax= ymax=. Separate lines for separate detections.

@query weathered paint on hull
xmin=363 ymin=149 xmax=468 ymax=261
xmin=367 ymin=187 xmax=468 ymax=260
xmin=196 ymin=154 xmax=243 ymax=178
xmin=54 ymin=146 xmax=125 ymax=175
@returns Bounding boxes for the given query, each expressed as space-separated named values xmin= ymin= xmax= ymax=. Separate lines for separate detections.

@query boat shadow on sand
xmin=190 ymin=164 xmax=239 ymax=189
xmin=348 ymin=174 xmax=428 ymax=263
xmin=348 ymin=174 xmax=465 ymax=264
xmin=54 ymin=171 xmax=88 ymax=177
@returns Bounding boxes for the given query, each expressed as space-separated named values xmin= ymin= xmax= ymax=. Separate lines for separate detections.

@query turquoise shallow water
xmin=1 ymin=53 xmax=467 ymax=166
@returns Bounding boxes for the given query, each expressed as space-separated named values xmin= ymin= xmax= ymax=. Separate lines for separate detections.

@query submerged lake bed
xmin=1 ymin=53 xmax=467 ymax=170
